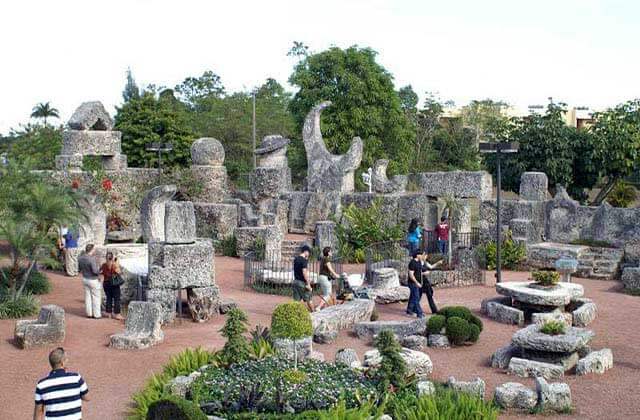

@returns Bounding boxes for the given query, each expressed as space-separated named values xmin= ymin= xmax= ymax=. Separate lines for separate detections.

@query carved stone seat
xmin=109 ymin=301 xmax=164 ymax=350
xmin=14 ymin=305 xmax=65 ymax=349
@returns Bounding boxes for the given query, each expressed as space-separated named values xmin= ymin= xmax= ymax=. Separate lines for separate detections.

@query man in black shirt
xmin=293 ymin=245 xmax=314 ymax=312
xmin=407 ymin=250 xmax=442 ymax=317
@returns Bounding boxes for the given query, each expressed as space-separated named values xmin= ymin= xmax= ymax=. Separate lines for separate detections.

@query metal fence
xmin=364 ymin=227 xmax=483 ymax=282
xmin=243 ymin=251 xmax=344 ymax=296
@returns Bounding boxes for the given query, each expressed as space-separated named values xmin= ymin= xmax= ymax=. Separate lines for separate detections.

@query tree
xmin=122 ymin=68 xmax=140 ymax=103
xmin=286 ymin=41 xmax=309 ymax=59
xmin=114 ymin=91 xmax=195 ymax=167
xmin=219 ymin=308 xmax=251 ymax=366
xmin=0 ymin=163 xmax=81 ymax=303
xmin=4 ymin=125 xmax=62 ymax=170
xmin=398 ymin=85 xmax=419 ymax=113
xmin=30 ymin=102 xmax=60 ymax=126
xmin=460 ymin=99 xmax=511 ymax=147
xmin=373 ymin=329 xmax=407 ymax=391
xmin=175 ymin=70 xmax=225 ymax=107
xmin=288 ymin=45 xmax=415 ymax=177
xmin=589 ymin=99 xmax=640 ymax=205
xmin=484 ymin=101 xmax=597 ymax=197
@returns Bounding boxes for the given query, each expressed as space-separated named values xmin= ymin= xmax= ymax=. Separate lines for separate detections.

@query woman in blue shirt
xmin=406 ymin=218 xmax=422 ymax=254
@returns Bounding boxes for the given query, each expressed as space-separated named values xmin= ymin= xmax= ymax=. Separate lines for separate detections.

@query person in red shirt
xmin=435 ymin=216 xmax=449 ymax=256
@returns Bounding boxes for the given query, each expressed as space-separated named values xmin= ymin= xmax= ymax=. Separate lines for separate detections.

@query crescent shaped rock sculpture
xmin=302 ymin=101 xmax=363 ymax=193
xmin=140 ymin=184 xmax=177 ymax=243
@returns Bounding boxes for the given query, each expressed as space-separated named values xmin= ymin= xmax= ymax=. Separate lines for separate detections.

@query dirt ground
xmin=1 ymin=257 xmax=639 ymax=420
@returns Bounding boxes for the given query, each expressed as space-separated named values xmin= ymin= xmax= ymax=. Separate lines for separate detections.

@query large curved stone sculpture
xmin=140 ymin=185 xmax=177 ymax=243
xmin=302 ymin=101 xmax=363 ymax=193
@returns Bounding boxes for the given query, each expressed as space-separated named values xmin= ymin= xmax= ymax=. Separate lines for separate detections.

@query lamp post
xmin=145 ymin=142 xmax=173 ymax=172
xmin=479 ymin=139 xmax=519 ymax=283
xmin=252 ymin=90 xmax=257 ymax=169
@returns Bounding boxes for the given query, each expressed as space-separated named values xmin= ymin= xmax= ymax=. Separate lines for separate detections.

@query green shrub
xmin=0 ymin=294 xmax=40 ymax=319
xmin=426 ymin=314 xmax=446 ymax=335
xmin=1 ymin=268 xmax=51 ymax=295
xmin=389 ymin=388 xmax=499 ymax=420
xmin=607 ymin=181 xmax=637 ymax=208
xmin=146 ymin=396 xmax=207 ymax=420
xmin=130 ymin=348 xmax=217 ymax=420
xmin=252 ymin=237 xmax=266 ymax=261
xmin=540 ymin=320 xmax=566 ymax=335
xmin=484 ymin=230 xmax=526 ymax=270
xmin=445 ymin=316 xmax=471 ymax=346
xmin=468 ymin=314 xmax=483 ymax=332
xmin=439 ymin=306 xmax=473 ymax=320
xmin=334 ymin=200 xmax=404 ymax=263
xmin=532 ymin=270 xmax=560 ymax=286
xmin=190 ymin=358 xmax=377 ymax=416
xmin=467 ymin=324 xmax=481 ymax=343
xmin=282 ymin=368 xmax=308 ymax=384
xmin=374 ymin=329 xmax=407 ymax=390
xmin=219 ymin=308 xmax=251 ymax=366
xmin=250 ymin=338 xmax=275 ymax=360
xmin=271 ymin=302 xmax=313 ymax=340
xmin=220 ymin=236 xmax=238 ymax=257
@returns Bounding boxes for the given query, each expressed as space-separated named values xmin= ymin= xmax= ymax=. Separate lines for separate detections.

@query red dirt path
xmin=1 ymin=258 xmax=639 ymax=420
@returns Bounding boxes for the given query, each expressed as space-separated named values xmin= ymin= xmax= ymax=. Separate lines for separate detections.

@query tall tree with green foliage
xmin=589 ymin=99 xmax=640 ymax=204
xmin=288 ymin=45 xmax=415 ymax=177
xmin=114 ymin=90 xmax=195 ymax=167
xmin=3 ymin=125 xmax=62 ymax=170
xmin=175 ymin=70 xmax=225 ymax=107
xmin=484 ymin=101 xmax=597 ymax=198
xmin=122 ymin=68 xmax=140 ymax=103
xmin=460 ymin=99 xmax=511 ymax=147
xmin=30 ymin=102 xmax=60 ymax=126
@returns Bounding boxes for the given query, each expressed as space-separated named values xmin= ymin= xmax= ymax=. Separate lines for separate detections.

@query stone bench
xmin=311 ymin=299 xmax=375 ymax=344
xmin=353 ymin=318 xmax=427 ymax=342
xmin=14 ymin=305 xmax=65 ymax=349
xmin=110 ymin=301 xmax=164 ymax=350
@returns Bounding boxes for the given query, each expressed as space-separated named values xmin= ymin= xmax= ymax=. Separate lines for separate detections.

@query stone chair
xmin=109 ymin=301 xmax=164 ymax=350
xmin=14 ymin=305 xmax=65 ymax=349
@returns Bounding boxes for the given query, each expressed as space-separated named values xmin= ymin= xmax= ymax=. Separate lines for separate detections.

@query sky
xmin=1 ymin=0 xmax=639 ymax=134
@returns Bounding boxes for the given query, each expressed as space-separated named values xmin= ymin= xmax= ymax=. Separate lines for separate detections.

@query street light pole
xmin=479 ymin=140 xmax=518 ymax=284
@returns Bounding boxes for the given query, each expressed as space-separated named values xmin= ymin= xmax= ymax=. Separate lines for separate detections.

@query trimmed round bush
xmin=445 ymin=316 xmax=470 ymax=346
xmin=439 ymin=306 xmax=473 ymax=321
xmin=467 ymin=323 xmax=481 ymax=343
xmin=427 ymin=314 xmax=446 ymax=335
xmin=271 ymin=302 xmax=313 ymax=340
xmin=468 ymin=314 xmax=483 ymax=332
xmin=146 ymin=396 xmax=207 ymax=420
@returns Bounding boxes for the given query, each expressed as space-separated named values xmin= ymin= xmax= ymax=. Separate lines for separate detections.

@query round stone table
xmin=496 ymin=281 xmax=584 ymax=307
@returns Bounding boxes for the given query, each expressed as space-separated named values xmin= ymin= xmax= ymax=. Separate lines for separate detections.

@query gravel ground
xmin=1 ymin=257 xmax=639 ymax=419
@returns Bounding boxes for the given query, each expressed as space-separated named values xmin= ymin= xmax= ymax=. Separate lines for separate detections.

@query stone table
xmin=496 ymin=281 xmax=584 ymax=308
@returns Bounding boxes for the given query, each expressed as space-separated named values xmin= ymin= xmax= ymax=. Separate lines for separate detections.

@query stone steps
xmin=281 ymin=239 xmax=312 ymax=260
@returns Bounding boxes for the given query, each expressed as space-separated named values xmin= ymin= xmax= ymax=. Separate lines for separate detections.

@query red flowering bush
xmin=71 ymin=179 xmax=81 ymax=189
xmin=102 ymin=178 xmax=113 ymax=191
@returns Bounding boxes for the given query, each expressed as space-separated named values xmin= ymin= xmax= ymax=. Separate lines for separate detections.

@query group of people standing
xmin=405 ymin=216 xmax=450 ymax=317
xmin=77 ymin=244 xmax=123 ymax=320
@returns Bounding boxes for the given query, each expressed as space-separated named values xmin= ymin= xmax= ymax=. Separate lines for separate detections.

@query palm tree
xmin=30 ymin=102 xmax=60 ymax=126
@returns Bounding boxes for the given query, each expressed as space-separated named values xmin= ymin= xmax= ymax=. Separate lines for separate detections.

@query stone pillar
xmin=520 ymin=172 xmax=548 ymax=201
xmin=456 ymin=200 xmax=472 ymax=235
xmin=164 ymin=202 xmax=196 ymax=244
xmin=315 ymin=221 xmax=337 ymax=251
xmin=190 ymin=138 xmax=228 ymax=203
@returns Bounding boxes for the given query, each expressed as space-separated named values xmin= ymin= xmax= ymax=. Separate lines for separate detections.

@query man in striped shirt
xmin=34 ymin=348 xmax=89 ymax=420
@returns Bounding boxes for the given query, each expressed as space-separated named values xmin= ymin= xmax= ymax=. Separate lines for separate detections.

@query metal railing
xmin=243 ymin=251 xmax=344 ymax=296
xmin=364 ymin=227 xmax=483 ymax=282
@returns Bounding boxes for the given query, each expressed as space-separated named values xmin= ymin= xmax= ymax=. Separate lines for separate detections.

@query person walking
xmin=77 ymin=244 xmax=102 ymax=319
xmin=406 ymin=218 xmax=423 ymax=254
xmin=317 ymin=247 xmax=339 ymax=310
xmin=34 ymin=347 xmax=89 ymax=420
xmin=420 ymin=252 xmax=443 ymax=315
xmin=407 ymin=250 xmax=442 ymax=317
xmin=293 ymin=245 xmax=315 ymax=312
xmin=101 ymin=252 xmax=123 ymax=320
xmin=436 ymin=216 xmax=449 ymax=256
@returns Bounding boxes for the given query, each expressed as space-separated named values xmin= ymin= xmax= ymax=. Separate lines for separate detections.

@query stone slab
xmin=535 ymin=377 xmax=572 ymax=412
xmin=148 ymin=239 xmax=215 ymax=290
xmin=353 ymin=317 xmax=426 ymax=341
xmin=447 ymin=376 xmax=485 ymax=399
xmin=14 ymin=305 xmax=65 ymax=349
xmin=109 ymin=301 xmax=164 ymax=350
xmin=576 ymin=348 xmax=613 ymax=375
xmin=508 ymin=357 xmax=564 ymax=380
xmin=164 ymin=201 xmax=196 ymax=244
xmin=496 ymin=281 xmax=584 ymax=307
xmin=512 ymin=324 xmax=594 ymax=353
xmin=62 ymin=130 xmax=121 ymax=155
xmin=312 ymin=299 xmax=375 ymax=344
xmin=494 ymin=382 xmax=537 ymax=410
xmin=364 ymin=347 xmax=433 ymax=379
